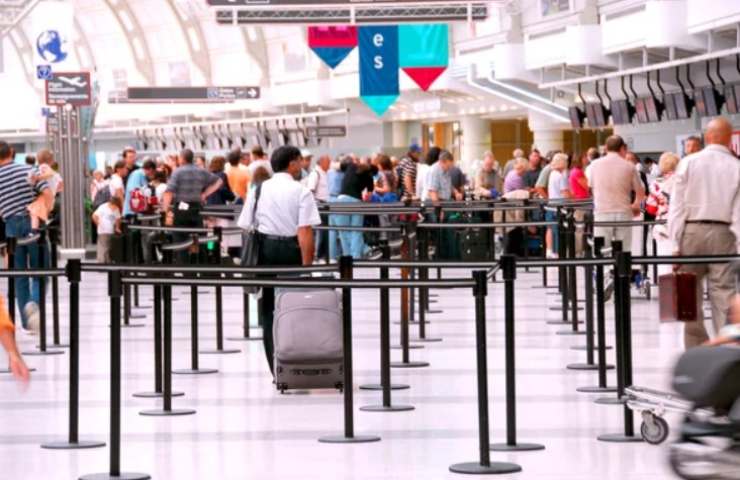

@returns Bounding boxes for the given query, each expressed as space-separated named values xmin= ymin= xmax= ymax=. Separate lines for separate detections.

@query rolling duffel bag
xmin=273 ymin=289 xmax=344 ymax=393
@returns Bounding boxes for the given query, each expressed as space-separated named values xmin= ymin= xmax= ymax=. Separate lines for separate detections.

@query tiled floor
xmin=0 ymin=267 xmax=689 ymax=479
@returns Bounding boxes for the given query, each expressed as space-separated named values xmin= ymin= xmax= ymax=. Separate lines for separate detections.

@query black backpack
xmin=93 ymin=185 xmax=111 ymax=209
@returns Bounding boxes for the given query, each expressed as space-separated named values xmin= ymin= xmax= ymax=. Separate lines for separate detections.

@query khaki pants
xmin=679 ymin=223 xmax=736 ymax=348
xmin=594 ymin=211 xmax=633 ymax=252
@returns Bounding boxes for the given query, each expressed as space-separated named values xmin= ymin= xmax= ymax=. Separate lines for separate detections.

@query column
xmin=528 ymin=109 xmax=566 ymax=154
xmin=459 ymin=115 xmax=490 ymax=174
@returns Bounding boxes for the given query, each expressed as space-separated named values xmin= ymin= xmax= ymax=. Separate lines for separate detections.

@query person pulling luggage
xmin=237 ymin=146 xmax=321 ymax=375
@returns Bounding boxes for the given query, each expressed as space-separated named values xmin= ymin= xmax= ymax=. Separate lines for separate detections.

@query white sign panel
xmin=32 ymin=1 xmax=74 ymax=73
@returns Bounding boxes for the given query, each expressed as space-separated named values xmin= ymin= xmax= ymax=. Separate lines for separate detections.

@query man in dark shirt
xmin=336 ymin=161 xmax=374 ymax=258
xmin=123 ymin=147 xmax=139 ymax=175
xmin=523 ymin=149 xmax=543 ymax=189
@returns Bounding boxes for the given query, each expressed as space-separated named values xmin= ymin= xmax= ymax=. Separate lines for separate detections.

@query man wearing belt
xmin=162 ymin=149 xmax=223 ymax=259
xmin=668 ymin=117 xmax=740 ymax=348
xmin=237 ymin=146 xmax=321 ymax=374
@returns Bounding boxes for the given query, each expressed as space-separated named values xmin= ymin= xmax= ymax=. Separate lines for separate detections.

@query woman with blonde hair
xmin=646 ymin=151 xmax=680 ymax=275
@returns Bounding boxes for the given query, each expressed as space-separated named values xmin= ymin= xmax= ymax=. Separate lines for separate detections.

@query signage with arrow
xmin=306 ymin=126 xmax=347 ymax=138
xmin=45 ymin=71 xmax=92 ymax=106
xmin=127 ymin=86 xmax=261 ymax=102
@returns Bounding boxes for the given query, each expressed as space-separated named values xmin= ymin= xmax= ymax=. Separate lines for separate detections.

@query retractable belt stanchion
xmin=598 ymin=250 xmax=642 ymax=443
xmin=42 ymin=258 xmax=105 ymax=450
xmin=361 ymin=243 xmax=414 ymax=412
xmin=25 ymin=230 xmax=64 ymax=356
xmin=49 ymin=226 xmax=67 ymax=348
xmin=595 ymin=240 xmax=625 ymax=405
xmin=141 ymin=250 xmax=196 ymax=417
xmin=414 ymin=227 xmax=441 ymax=343
xmin=546 ymin=212 xmax=571 ymax=325
xmin=79 ymin=270 xmax=150 ymax=480
xmin=201 ymin=229 xmax=240 ymax=355
xmin=120 ymin=222 xmax=145 ymax=328
xmin=6 ymin=237 xmax=16 ymax=325
xmin=532 ymin=204 xmax=554 ymax=290
xmin=360 ymin=242 xmax=409 ymax=392
xmin=392 ymin=224 xmax=429 ymax=368
xmin=491 ymin=255 xmax=545 ymax=453
xmin=557 ymin=212 xmax=585 ymax=335
xmin=450 ymin=270 xmax=522 ymax=475
xmin=577 ymin=237 xmax=617 ymax=393
xmin=319 ymin=257 xmax=380 ymax=444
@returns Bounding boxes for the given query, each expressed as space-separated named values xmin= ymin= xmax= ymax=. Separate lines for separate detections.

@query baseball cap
xmin=301 ymin=149 xmax=313 ymax=157
xmin=409 ymin=144 xmax=422 ymax=153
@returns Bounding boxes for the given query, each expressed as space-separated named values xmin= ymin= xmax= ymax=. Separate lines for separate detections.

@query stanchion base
xmin=577 ymin=386 xmax=618 ymax=394
xmin=555 ymin=330 xmax=586 ymax=336
xmin=390 ymin=345 xmax=424 ymax=350
xmin=132 ymin=305 xmax=151 ymax=310
xmin=449 ymin=462 xmax=522 ymax=475
xmin=567 ymin=363 xmax=614 ymax=371
xmin=23 ymin=349 xmax=64 ymax=356
xmin=46 ymin=343 xmax=69 ymax=349
xmin=597 ymin=433 xmax=643 ymax=443
xmin=318 ymin=434 xmax=381 ymax=444
xmin=127 ymin=312 xmax=147 ymax=320
xmin=360 ymin=404 xmax=415 ymax=412
xmin=411 ymin=337 xmax=443 ymax=343
xmin=227 ymin=336 xmax=263 ymax=342
xmin=139 ymin=408 xmax=196 ymax=417
xmin=79 ymin=472 xmax=151 ymax=480
xmin=531 ymin=286 xmax=558 ymax=290
xmin=595 ymin=396 xmax=626 ymax=405
xmin=172 ymin=368 xmax=218 ymax=375
xmin=390 ymin=361 xmax=430 ymax=369
xmin=426 ymin=310 xmax=444 ymax=314
xmin=571 ymin=344 xmax=613 ymax=351
xmin=132 ymin=391 xmax=184 ymax=398
xmin=117 ymin=324 xmax=146 ymax=329
xmin=490 ymin=442 xmax=545 ymax=452
xmin=549 ymin=306 xmax=584 ymax=312
xmin=200 ymin=348 xmax=241 ymax=355
xmin=0 ymin=367 xmax=37 ymax=374
xmin=41 ymin=439 xmax=106 ymax=450
xmin=359 ymin=383 xmax=410 ymax=391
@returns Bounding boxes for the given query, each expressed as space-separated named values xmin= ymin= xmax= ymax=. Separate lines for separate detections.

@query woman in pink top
xmin=569 ymin=153 xmax=590 ymax=200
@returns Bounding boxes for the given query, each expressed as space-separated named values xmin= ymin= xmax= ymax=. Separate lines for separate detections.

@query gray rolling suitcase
xmin=273 ymin=289 xmax=344 ymax=393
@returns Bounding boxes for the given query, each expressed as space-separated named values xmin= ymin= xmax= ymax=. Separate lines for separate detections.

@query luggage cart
xmin=625 ymin=386 xmax=695 ymax=445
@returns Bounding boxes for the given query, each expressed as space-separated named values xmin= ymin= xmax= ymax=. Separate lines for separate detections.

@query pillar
xmin=528 ymin=109 xmax=566 ymax=154
xmin=391 ymin=121 xmax=409 ymax=148
xmin=459 ymin=115 xmax=490 ymax=174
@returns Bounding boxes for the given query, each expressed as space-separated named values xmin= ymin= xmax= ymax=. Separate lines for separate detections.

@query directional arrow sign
xmin=45 ymin=71 xmax=92 ymax=106
xmin=306 ymin=126 xmax=347 ymax=138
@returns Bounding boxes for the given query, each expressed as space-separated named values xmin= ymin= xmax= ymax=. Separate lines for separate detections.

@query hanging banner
xmin=359 ymin=25 xmax=399 ymax=117
xmin=399 ymin=24 xmax=449 ymax=91
xmin=308 ymin=26 xmax=357 ymax=69
xmin=31 ymin=1 xmax=74 ymax=73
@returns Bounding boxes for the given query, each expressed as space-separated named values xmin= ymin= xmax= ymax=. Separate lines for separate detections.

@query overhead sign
xmin=306 ymin=126 xmax=347 ymax=138
xmin=399 ymin=24 xmax=449 ymax=91
xmin=45 ymin=72 xmax=92 ymax=106
xmin=308 ymin=26 xmax=357 ymax=69
xmin=127 ymin=86 xmax=261 ymax=102
xmin=32 ymin=1 xmax=73 ymax=70
xmin=359 ymin=25 xmax=399 ymax=116
xmin=208 ymin=0 xmax=458 ymax=4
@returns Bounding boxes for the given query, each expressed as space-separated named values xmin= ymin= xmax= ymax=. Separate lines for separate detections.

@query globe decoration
xmin=36 ymin=30 xmax=68 ymax=64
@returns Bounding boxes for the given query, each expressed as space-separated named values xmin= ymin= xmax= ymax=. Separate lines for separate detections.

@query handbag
xmin=658 ymin=272 xmax=698 ymax=322
xmin=240 ymin=185 xmax=263 ymax=295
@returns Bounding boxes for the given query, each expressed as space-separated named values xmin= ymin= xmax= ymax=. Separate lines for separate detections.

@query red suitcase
xmin=659 ymin=272 xmax=698 ymax=322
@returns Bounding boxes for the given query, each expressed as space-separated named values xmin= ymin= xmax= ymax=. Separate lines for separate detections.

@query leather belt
xmin=258 ymin=233 xmax=298 ymax=242
xmin=686 ymin=220 xmax=730 ymax=226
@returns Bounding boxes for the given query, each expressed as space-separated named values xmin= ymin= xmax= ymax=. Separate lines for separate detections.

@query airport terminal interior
xmin=0 ymin=1 xmax=739 ymax=479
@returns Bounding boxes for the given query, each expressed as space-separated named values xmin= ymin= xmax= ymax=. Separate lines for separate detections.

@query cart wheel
xmin=641 ymin=415 xmax=669 ymax=445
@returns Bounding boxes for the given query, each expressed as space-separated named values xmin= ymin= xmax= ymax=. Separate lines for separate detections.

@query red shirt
xmin=569 ymin=167 xmax=589 ymax=199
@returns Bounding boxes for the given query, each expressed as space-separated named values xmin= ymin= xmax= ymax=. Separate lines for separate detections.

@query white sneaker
xmin=23 ymin=302 xmax=40 ymax=334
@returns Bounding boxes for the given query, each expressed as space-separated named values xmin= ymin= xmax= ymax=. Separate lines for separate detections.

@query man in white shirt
xmin=247 ymin=145 xmax=273 ymax=178
xmin=668 ymin=117 xmax=740 ymax=348
xmin=237 ymin=145 xmax=321 ymax=374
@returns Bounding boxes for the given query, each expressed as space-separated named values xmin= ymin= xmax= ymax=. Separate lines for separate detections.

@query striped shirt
xmin=0 ymin=162 xmax=48 ymax=220
xmin=398 ymin=156 xmax=417 ymax=199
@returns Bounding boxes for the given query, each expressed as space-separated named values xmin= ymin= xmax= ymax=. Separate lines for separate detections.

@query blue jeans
xmin=545 ymin=210 xmax=559 ymax=253
xmin=334 ymin=195 xmax=366 ymax=259
xmin=5 ymin=215 xmax=47 ymax=327
xmin=327 ymin=196 xmax=341 ymax=260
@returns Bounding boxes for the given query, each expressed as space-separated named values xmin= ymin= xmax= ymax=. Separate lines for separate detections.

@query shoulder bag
xmin=240 ymin=184 xmax=263 ymax=294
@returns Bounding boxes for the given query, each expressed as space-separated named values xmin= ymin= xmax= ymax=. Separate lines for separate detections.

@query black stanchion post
xmin=202 ymin=230 xmax=240 ymax=355
xmin=319 ymin=256 xmax=380 ymax=444
xmin=414 ymin=227 xmax=441 ymax=343
xmin=6 ymin=237 xmax=16 ymax=324
xmin=141 ymin=252 xmax=195 ymax=416
xmin=577 ymin=237 xmax=617 ymax=393
xmin=450 ymin=270 xmax=522 ymax=475
xmin=79 ymin=270 xmax=150 ymax=480
xmin=42 ymin=258 xmax=105 ymax=450
xmin=557 ymin=211 xmax=585 ymax=335
xmin=598 ymin=250 xmax=642 ymax=443
xmin=361 ymin=243 xmax=414 ymax=412
xmin=25 ymin=230 xmax=63 ymax=356
xmin=121 ymin=221 xmax=145 ymax=328
xmin=49 ymin=227 xmax=66 ymax=348
xmin=547 ymin=210 xmax=572 ymax=325
xmin=491 ymin=255 xmax=545 ymax=452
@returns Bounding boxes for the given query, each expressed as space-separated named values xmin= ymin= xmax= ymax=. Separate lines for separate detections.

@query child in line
xmin=92 ymin=196 xmax=123 ymax=264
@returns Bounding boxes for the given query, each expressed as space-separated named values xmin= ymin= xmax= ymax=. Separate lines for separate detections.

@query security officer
xmin=668 ymin=117 xmax=740 ymax=348
xmin=237 ymin=145 xmax=321 ymax=374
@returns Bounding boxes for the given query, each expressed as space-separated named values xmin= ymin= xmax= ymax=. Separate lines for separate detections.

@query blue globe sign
xmin=36 ymin=30 xmax=68 ymax=64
